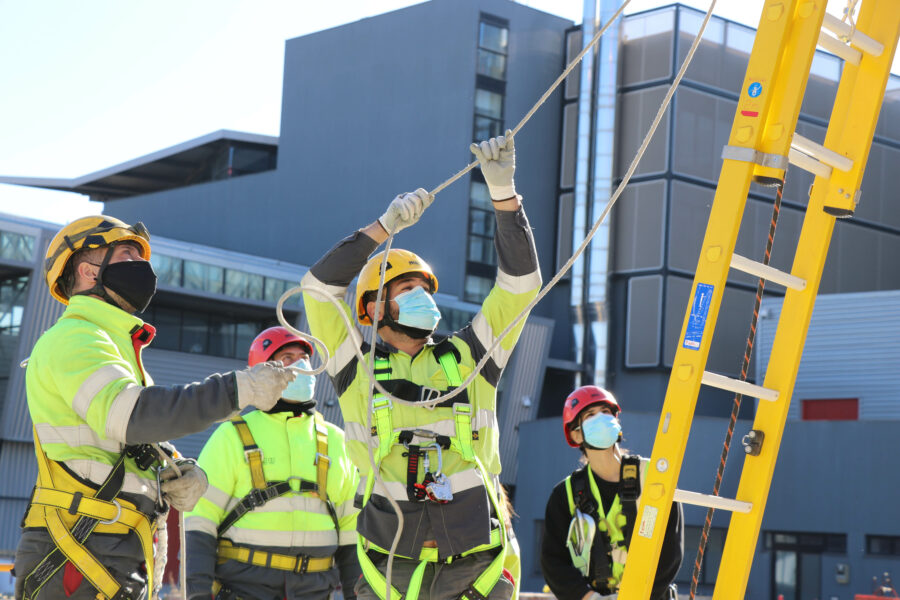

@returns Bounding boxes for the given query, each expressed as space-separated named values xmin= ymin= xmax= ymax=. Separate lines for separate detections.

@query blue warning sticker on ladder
xmin=747 ymin=82 xmax=762 ymax=98
xmin=683 ymin=283 xmax=714 ymax=350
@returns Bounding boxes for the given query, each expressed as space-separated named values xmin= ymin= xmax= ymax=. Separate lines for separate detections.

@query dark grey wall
xmin=515 ymin=415 xmax=900 ymax=598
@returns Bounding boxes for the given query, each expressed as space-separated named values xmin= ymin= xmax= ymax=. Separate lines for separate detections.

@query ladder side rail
xmin=615 ymin=2 xmax=812 ymax=598
xmin=712 ymin=3 xmax=900 ymax=599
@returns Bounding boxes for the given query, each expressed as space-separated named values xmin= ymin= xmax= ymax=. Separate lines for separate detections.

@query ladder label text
xmin=683 ymin=283 xmax=714 ymax=350
xmin=638 ymin=505 xmax=658 ymax=539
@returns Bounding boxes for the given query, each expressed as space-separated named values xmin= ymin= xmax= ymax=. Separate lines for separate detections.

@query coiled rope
xmin=273 ymin=0 xmax=719 ymax=596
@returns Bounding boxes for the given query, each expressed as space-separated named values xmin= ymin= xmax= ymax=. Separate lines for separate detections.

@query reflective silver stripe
xmin=34 ymin=423 xmax=123 ymax=454
xmin=72 ymin=364 xmax=132 ymax=419
xmin=335 ymin=498 xmax=356 ymax=520
xmin=202 ymin=484 xmax=233 ymax=511
xmin=338 ymin=530 xmax=359 ymax=546
xmin=371 ymin=468 xmax=485 ymax=499
xmin=300 ymin=271 xmax=348 ymax=301
xmin=331 ymin=334 xmax=363 ymax=377
xmin=472 ymin=313 xmax=513 ymax=368
xmin=105 ymin=383 xmax=142 ymax=443
xmin=471 ymin=409 xmax=496 ymax=432
xmin=185 ymin=514 xmax=218 ymax=536
xmin=65 ymin=458 xmax=157 ymax=499
xmin=495 ymin=268 xmax=542 ymax=295
xmin=225 ymin=526 xmax=338 ymax=549
xmin=343 ymin=422 xmax=377 ymax=447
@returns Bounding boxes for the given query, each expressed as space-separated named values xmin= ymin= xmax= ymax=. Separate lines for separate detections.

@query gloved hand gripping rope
xmin=274 ymin=0 xmax=718 ymax=596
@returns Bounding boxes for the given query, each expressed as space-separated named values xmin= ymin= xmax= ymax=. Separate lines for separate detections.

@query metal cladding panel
xmin=1 ymin=231 xmax=64 ymax=442
xmin=757 ymin=290 xmax=900 ymax=419
xmin=497 ymin=316 xmax=554 ymax=486
xmin=0 ymin=441 xmax=37 ymax=497
xmin=0 ymin=498 xmax=28 ymax=555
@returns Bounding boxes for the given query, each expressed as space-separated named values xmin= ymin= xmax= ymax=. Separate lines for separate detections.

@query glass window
xmin=867 ymin=535 xmax=900 ymax=556
xmin=236 ymin=322 xmax=260 ymax=361
xmin=477 ymin=49 xmax=506 ymax=80
xmin=475 ymin=89 xmax=503 ymax=119
xmin=151 ymin=254 xmax=183 ymax=287
xmin=225 ymin=269 xmax=264 ymax=301
xmin=264 ymin=277 xmax=302 ymax=306
xmin=183 ymin=261 xmax=224 ymax=295
xmin=469 ymin=209 xmax=494 ymax=237
xmin=479 ymin=22 xmax=508 ymax=54
xmin=464 ymin=274 xmax=494 ymax=302
xmin=181 ymin=311 xmax=208 ymax=354
xmin=0 ymin=231 xmax=35 ymax=262
xmin=470 ymin=181 xmax=493 ymax=210
xmin=474 ymin=116 xmax=503 ymax=142
xmin=148 ymin=306 xmax=181 ymax=351
xmin=468 ymin=236 xmax=496 ymax=265
xmin=208 ymin=315 xmax=236 ymax=358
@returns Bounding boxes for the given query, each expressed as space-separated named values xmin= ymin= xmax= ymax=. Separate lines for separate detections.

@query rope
xmin=688 ymin=179 xmax=784 ymax=600
xmin=272 ymin=0 xmax=719 ymax=595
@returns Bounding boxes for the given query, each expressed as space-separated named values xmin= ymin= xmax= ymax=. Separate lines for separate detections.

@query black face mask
xmin=102 ymin=261 xmax=158 ymax=313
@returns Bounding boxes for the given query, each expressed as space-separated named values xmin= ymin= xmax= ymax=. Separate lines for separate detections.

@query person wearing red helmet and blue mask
xmin=540 ymin=386 xmax=683 ymax=600
xmin=185 ymin=326 xmax=361 ymax=600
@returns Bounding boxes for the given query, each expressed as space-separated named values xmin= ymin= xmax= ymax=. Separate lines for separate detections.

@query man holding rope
xmin=302 ymin=131 xmax=540 ymax=600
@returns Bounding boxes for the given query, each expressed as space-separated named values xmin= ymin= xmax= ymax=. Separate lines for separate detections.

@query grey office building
xmin=1 ymin=1 xmax=899 ymax=599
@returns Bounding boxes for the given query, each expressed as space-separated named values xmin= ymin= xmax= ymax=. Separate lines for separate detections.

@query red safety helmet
xmin=562 ymin=385 xmax=620 ymax=447
xmin=248 ymin=326 xmax=313 ymax=366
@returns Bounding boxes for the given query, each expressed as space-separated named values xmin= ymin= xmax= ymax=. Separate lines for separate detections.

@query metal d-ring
xmin=98 ymin=499 xmax=122 ymax=525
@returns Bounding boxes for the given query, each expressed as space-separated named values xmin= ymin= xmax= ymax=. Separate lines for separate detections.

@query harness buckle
xmin=244 ymin=448 xmax=263 ymax=463
xmin=247 ymin=488 xmax=269 ymax=508
xmin=372 ymin=397 xmax=393 ymax=411
xmin=420 ymin=387 xmax=442 ymax=405
xmin=452 ymin=403 xmax=472 ymax=417
xmin=98 ymin=499 xmax=122 ymax=525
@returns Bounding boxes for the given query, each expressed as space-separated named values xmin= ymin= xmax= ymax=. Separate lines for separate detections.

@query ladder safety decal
xmin=683 ymin=283 xmax=715 ymax=350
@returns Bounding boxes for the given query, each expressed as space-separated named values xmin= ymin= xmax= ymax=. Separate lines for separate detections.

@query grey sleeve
xmin=310 ymin=230 xmax=380 ymax=287
xmin=123 ymin=373 xmax=237 ymax=445
xmin=494 ymin=206 xmax=539 ymax=276
xmin=335 ymin=544 xmax=362 ymax=599
xmin=185 ymin=530 xmax=218 ymax=599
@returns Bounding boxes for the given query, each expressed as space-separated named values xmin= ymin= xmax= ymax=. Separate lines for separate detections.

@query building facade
xmin=1 ymin=1 xmax=899 ymax=599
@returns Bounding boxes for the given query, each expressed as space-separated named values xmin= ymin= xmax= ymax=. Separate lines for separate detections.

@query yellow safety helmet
xmin=355 ymin=249 xmax=438 ymax=325
xmin=44 ymin=216 xmax=151 ymax=305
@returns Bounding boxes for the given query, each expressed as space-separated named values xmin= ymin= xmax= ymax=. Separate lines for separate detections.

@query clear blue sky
xmin=0 ymin=0 xmax=894 ymax=224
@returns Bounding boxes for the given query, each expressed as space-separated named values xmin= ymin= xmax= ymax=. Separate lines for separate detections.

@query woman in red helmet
xmin=540 ymin=386 xmax=683 ymax=600
xmin=185 ymin=326 xmax=362 ymax=600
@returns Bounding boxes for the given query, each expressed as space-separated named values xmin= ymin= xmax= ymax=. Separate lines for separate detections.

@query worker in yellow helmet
xmin=185 ymin=326 xmax=361 ymax=600
xmin=302 ymin=132 xmax=541 ymax=600
xmin=14 ymin=216 xmax=297 ymax=600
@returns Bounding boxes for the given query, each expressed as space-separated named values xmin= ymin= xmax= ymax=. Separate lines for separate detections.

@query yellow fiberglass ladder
xmin=616 ymin=1 xmax=900 ymax=599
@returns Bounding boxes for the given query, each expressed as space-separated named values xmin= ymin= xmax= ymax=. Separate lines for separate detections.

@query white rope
xmin=274 ymin=0 xmax=718 ymax=595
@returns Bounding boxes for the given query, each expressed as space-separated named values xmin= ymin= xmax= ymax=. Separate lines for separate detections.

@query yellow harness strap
xmin=217 ymin=540 xmax=334 ymax=573
xmin=231 ymin=417 xmax=267 ymax=490
xmin=28 ymin=427 xmax=156 ymax=600
xmin=313 ymin=411 xmax=331 ymax=504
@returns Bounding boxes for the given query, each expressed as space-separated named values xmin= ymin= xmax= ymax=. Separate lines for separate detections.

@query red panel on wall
xmin=801 ymin=398 xmax=859 ymax=421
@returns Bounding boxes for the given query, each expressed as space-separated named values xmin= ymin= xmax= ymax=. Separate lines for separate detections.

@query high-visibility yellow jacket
xmin=301 ymin=207 xmax=541 ymax=560
xmin=18 ymin=294 xmax=240 ymax=599
xmin=185 ymin=409 xmax=361 ymax=597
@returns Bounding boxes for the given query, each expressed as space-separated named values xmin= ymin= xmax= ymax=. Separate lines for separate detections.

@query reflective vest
xmin=357 ymin=343 xmax=508 ymax=600
xmin=564 ymin=457 xmax=646 ymax=592
xmin=21 ymin=295 xmax=161 ymax=599
xmin=186 ymin=409 xmax=359 ymax=565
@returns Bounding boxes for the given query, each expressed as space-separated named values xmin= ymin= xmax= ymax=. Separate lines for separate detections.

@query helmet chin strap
xmin=72 ymin=245 xmax=124 ymax=310
xmin=378 ymin=308 xmax=434 ymax=340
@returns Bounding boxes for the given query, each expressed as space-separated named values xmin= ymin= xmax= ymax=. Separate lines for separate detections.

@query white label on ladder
xmin=683 ymin=283 xmax=714 ymax=350
xmin=638 ymin=505 xmax=659 ymax=539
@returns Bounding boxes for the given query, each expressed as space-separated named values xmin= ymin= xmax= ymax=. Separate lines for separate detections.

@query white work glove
xmin=159 ymin=460 xmax=208 ymax=512
xmin=470 ymin=130 xmax=516 ymax=200
xmin=378 ymin=188 xmax=434 ymax=234
xmin=234 ymin=361 xmax=297 ymax=411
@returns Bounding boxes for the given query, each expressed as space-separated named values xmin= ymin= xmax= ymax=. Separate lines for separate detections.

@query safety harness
xmin=21 ymin=429 xmax=158 ymax=600
xmin=564 ymin=456 xmax=642 ymax=592
xmin=358 ymin=339 xmax=508 ymax=600
xmin=215 ymin=411 xmax=337 ymax=573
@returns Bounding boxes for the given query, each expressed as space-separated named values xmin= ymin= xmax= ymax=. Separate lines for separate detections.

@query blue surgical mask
xmin=580 ymin=412 xmax=621 ymax=450
xmin=394 ymin=287 xmax=441 ymax=332
xmin=282 ymin=358 xmax=316 ymax=402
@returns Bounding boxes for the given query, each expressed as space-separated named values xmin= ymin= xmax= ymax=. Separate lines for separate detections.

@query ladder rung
xmin=673 ymin=489 xmax=753 ymax=513
xmin=816 ymin=30 xmax=862 ymax=65
xmin=701 ymin=371 xmax=779 ymax=401
xmin=791 ymin=134 xmax=853 ymax=172
xmin=788 ymin=147 xmax=833 ymax=179
xmin=730 ymin=254 xmax=807 ymax=290
xmin=821 ymin=12 xmax=884 ymax=57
